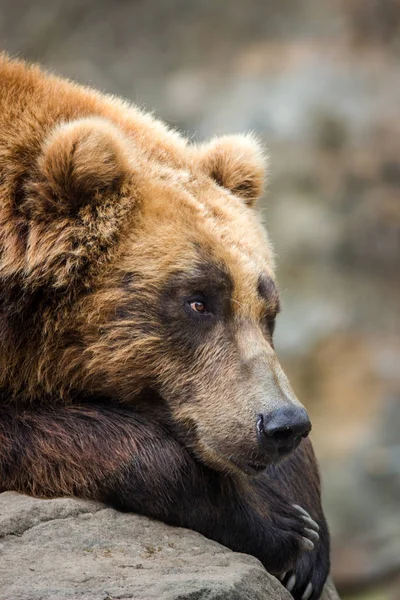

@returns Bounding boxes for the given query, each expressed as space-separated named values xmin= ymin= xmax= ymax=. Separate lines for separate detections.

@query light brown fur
xmin=0 ymin=53 xmax=305 ymax=472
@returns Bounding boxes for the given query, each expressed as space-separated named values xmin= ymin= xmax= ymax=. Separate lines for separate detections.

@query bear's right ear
xmin=27 ymin=117 xmax=133 ymax=219
xmin=19 ymin=117 xmax=138 ymax=288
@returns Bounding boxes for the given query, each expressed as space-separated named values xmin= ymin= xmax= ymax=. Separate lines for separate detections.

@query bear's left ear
xmin=29 ymin=117 xmax=133 ymax=218
xmin=197 ymin=134 xmax=267 ymax=206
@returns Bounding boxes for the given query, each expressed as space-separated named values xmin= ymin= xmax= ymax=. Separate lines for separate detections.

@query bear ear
xmin=32 ymin=117 xmax=132 ymax=217
xmin=197 ymin=134 xmax=267 ymax=206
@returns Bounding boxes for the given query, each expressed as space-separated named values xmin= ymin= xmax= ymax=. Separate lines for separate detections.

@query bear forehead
xmin=138 ymin=159 xmax=272 ymax=260
xmin=124 ymin=160 xmax=275 ymax=316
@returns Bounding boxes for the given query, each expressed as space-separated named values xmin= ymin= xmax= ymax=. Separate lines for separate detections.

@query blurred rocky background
xmin=0 ymin=0 xmax=399 ymax=598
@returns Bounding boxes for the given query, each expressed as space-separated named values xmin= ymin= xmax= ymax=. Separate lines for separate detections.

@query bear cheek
xmin=169 ymin=386 xmax=259 ymax=464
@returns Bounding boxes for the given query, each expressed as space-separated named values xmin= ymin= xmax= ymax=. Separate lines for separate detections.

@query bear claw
xmin=303 ymin=527 xmax=319 ymax=543
xmin=300 ymin=537 xmax=314 ymax=551
xmin=292 ymin=504 xmax=320 ymax=553
xmin=282 ymin=572 xmax=313 ymax=600
xmin=301 ymin=515 xmax=320 ymax=531
xmin=292 ymin=504 xmax=310 ymax=517
xmin=301 ymin=582 xmax=313 ymax=600
xmin=293 ymin=505 xmax=320 ymax=532
xmin=286 ymin=573 xmax=297 ymax=592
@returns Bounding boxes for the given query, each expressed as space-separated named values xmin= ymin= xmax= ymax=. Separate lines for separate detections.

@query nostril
xmin=270 ymin=427 xmax=294 ymax=443
xmin=257 ymin=407 xmax=312 ymax=451
xmin=256 ymin=414 xmax=264 ymax=435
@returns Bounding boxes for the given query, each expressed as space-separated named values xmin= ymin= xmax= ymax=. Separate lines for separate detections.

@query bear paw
xmin=279 ymin=505 xmax=328 ymax=600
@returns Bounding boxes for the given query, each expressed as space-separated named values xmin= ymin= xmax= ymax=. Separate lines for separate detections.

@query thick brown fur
xmin=0 ymin=54 xmax=329 ymax=599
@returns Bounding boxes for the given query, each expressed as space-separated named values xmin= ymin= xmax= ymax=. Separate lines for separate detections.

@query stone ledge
xmin=0 ymin=492 xmax=339 ymax=600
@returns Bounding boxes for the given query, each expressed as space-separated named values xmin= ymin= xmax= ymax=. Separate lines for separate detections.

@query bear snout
xmin=256 ymin=406 xmax=311 ymax=457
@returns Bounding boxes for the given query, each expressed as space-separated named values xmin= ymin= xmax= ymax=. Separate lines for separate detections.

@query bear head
xmin=9 ymin=116 xmax=311 ymax=474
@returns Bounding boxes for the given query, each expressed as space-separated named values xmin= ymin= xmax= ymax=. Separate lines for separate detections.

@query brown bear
xmin=0 ymin=54 xmax=329 ymax=600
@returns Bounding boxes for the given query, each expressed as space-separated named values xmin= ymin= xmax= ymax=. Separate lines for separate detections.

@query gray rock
xmin=0 ymin=492 xmax=338 ymax=600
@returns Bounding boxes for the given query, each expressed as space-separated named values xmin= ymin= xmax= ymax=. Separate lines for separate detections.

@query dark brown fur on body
xmin=0 ymin=400 xmax=329 ymax=594
xmin=0 ymin=54 xmax=330 ymax=599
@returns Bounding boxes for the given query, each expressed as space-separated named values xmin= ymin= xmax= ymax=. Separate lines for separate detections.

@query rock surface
xmin=0 ymin=492 xmax=339 ymax=600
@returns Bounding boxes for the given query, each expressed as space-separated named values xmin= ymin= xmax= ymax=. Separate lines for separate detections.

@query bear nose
xmin=257 ymin=407 xmax=311 ymax=451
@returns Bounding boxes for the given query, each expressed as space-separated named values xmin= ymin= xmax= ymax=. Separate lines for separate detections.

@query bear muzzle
xmin=234 ymin=406 xmax=311 ymax=475
xmin=252 ymin=406 xmax=310 ymax=462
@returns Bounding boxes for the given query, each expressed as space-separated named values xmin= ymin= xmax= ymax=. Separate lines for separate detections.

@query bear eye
xmin=267 ymin=318 xmax=276 ymax=336
xmin=262 ymin=314 xmax=276 ymax=339
xmin=189 ymin=300 xmax=207 ymax=314
xmin=184 ymin=296 xmax=212 ymax=318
